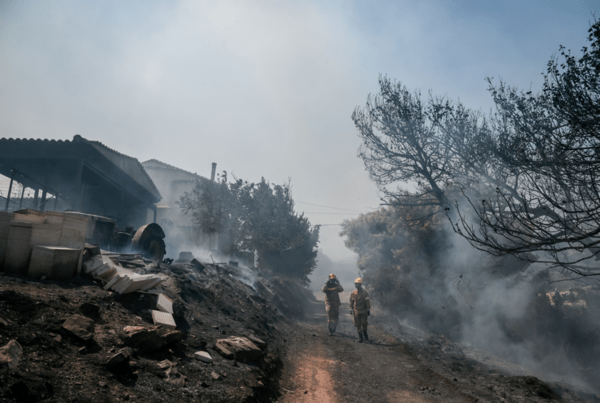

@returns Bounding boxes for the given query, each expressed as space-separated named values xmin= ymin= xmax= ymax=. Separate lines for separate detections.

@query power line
xmin=295 ymin=200 xmax=369 ymax=213
xmin=304 ymin=212 xmax=360 ymax=215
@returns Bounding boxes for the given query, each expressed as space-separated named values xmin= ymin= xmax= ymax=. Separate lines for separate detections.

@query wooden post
xmin=4 ymin=170 xmax=15 ymax=212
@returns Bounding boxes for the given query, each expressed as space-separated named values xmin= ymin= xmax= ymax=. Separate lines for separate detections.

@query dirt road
xmin=276 ymin=298 xmax=599 ymax=403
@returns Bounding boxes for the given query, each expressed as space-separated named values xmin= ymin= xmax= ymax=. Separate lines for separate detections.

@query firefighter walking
xmin=321 ymin=273 xmax=344 ymax=336
xmin=349 ymin=277 xmax=371 ymax=343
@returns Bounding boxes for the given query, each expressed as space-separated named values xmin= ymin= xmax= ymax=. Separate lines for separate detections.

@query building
xmin=0 ymin=135 xmax=161 ymax=229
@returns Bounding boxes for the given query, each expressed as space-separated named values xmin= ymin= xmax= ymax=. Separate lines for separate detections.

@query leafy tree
xmin=178 ymin=174 xmax=319 ymax=283
xmin=340 ymin=204 xmax=466 ymax=335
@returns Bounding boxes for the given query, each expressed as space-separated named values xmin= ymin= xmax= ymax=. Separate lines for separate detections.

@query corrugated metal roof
xmin=0 ymin=135 xmax=162 ymax=203
xmin=142 ymin=159 xmax=209 ymax=182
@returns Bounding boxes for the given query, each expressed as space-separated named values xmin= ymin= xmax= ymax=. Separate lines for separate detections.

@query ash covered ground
xmin=0 ymin=261 xmax=312 ymax=403
xmin=1 ymin=262 xmax=600 ymax=402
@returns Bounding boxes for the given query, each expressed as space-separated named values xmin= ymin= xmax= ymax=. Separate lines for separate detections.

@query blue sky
xmin=1 ymin=0 xmax=598 ymax=260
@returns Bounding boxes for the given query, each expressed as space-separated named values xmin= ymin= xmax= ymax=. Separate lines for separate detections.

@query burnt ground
xmin=1 ymin=265 xmax=600 ymax=403
xmin=276 ymin=296 xmax=600 ymax=403
xmin=0 ymin=262 xmax=308 ymax=403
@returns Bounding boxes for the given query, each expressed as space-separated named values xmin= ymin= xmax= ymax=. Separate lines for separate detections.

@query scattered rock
xmin=211 ymin=371 xmax=220 ymax=381
xmin=214 ymin=336 xmax=262 ymax=361
xmin=106 ymin=348 xmax=131 ymax=369
xmin=122 ymin=327 xmax=166 ymax=353
xmin=157 ymin=359 xmax=175 ymax=370
xmin=0 ymin=340 xmax=22 ymax=370
xmin=168 ymin=371 xmax=186 ymax=386
xmin=78 ymin=302 xmax=100 ymax=318
xmin=194 ymin=351 xmax=213 ymax=363
xmin=62 ymin=315 xmax=95 ymax=341
xmin=157 ymin=328 xmax=183 ymax=345
xmin=246 ymin=334 xmax=267 ymax=349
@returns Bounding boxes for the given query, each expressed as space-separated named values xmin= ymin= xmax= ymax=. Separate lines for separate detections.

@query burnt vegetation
xmin=345 ymin=20 xmax=600 ymax=389
xmin=178 ymin=173 xmax=319 ymax=285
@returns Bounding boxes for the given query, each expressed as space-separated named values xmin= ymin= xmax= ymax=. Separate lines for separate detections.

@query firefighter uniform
xmin=349 ymin=278 xmax=371 ymax=342
xmin=322 ymin=274 xmax=343 ymax=335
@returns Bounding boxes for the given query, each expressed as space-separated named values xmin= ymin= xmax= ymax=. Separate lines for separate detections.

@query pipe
xmin=210 ymin=162 xmax=217 ymax=182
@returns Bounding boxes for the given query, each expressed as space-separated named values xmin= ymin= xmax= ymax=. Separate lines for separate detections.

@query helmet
xmin=329 ymin=273 xmax=336 ymax=279
xmin=354 ymin=277 xmax=364 ymax=284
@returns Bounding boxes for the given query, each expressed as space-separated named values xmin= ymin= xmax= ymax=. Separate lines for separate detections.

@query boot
xmin=358 ymin=332 xmax=364 ymax=343
xmin=363 ymin=330 xmax=369 ymax=341
xmin=332 ymin=322 xmax=337 ymax=334
xmin=327 ymin=323 xmax=333 ymax=336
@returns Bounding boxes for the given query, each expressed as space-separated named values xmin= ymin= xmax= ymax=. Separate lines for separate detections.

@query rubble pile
xmin=0 ymin=244 xmax=315 ymax=402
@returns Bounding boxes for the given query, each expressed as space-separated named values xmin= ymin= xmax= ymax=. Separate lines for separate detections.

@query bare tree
xmin=355 ymin=21 xmax=600 ymax=277
xmin=452 ymin=21 xmax=600 ymax=277
xmin=352 ymin=76 xmax=519 ymax=221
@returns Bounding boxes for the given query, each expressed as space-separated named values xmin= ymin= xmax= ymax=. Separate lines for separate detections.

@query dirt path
xmin=277 ymin=300 xmax=474 ymax=403
xmin=275 ymin=296 xmax=600 ymax=403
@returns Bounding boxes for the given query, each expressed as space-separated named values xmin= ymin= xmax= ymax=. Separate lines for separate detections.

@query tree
xmin=352 ymin=76 xmax=519 ymax=221
xmin=178 ymin=174 xmax=319 ymax=283
xmin=354 ymin=21 xmax=600 ymax=277
xmin=452 ymin=20 xmax=600 ymax=277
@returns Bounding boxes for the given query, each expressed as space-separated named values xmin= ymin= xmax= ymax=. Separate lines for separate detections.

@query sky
xmin=1 ymin=0 xmax=599 ymax=260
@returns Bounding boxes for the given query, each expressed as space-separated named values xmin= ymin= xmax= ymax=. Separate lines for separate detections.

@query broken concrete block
xmin=93 ymin=264 xmax=118 ymax=280
xmin=194 ymin=351 xmax=213 ymax=363
xmin=28 ymin=245 xmax=82 ymax=280
xmin=62 ymin=315 xmax=95 ymax=341
xmin=146 ymin=288 xmax=164 ymax=295
xmin=156 ymin=294 xmax=173 ymax=314
xmin=106 ymin=348 xmax=131 ymax=369
xmin=83 ymin=255 xmax=106 ymax=274
xmin=87 ymin=255 xmax=119 ymax=280
xmin=0 ymin=211 xmax=15 ymax=272
xmin=175 ymin=251 xmax=194 ymax=263
xmin=4 ymin=222 xmax=33 ymax=275
xmin=103 ymin=274 xmax=123 ymax=290
xmin=214 ymin=336 xmax=262 ymax=362
xmin=0 ymin=340 xmax=22 ymax=370
xmin=191 ymin=259 xmax=205 ymax=271
xmin=108 ymin=274 xmax=163 ymax=294
xmin=151 ymin=310 xmax=176 ymax=329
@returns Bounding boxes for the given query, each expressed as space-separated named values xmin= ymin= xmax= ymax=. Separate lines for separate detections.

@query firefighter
xmin=349 ymin=277 xmax=371 ymax=343
xmin=321 ymin=273 xmax=344 ymax=335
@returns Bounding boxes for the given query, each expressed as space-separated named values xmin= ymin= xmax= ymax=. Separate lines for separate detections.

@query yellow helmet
xmin=329 ymin=273 xmax=336 ymax=279
xmin=354 ymin=277 xmax=364 ymax=284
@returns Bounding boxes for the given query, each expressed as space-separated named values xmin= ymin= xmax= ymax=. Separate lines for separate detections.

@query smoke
xmin=341 ymin=204 xmax=600 ymax=393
